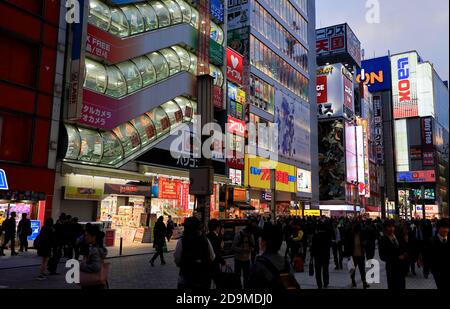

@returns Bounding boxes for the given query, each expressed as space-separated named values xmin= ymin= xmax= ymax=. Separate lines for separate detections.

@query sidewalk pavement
xmin=0 ymin=240 xmax=178 ymax=270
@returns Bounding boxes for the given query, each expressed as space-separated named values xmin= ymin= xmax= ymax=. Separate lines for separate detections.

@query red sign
xmin=181 ymin=183 xmax=189 ymax=212
xmin=316 ymin=75 xmax=328 ymax=104
xmin=226 ymin=48 xmax=243 ymax=86
xmin=227 ymin=116 xmax=246 ymax=136
xmin=213 ymin=86 xmax=223 ymax=109
xmin=227 ymin=155 xmax=245 ymax=170
xmin=158 ymin=177 xmax=180 ymax=199
xmin=343 ymin=77 xmax=353 ymax=112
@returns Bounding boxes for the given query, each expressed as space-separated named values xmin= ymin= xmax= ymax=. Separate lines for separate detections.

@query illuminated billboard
xmin=345 ymin=122 xmax=357 ymax=183
xmin=397 ymin=171 xmax=436 ymax=183
xmin=316 ymin=64 xmax=354 ymax=120
xmin=391 ymin=52 xmax=419 ymax=119
xmin=394 ymin=119 xmax=410 ymax=171
xmin=357 ymin=56 xmax=392 ymax=92
xmin=297 ymin=169 xmax=312 ymax=194
xmin=356 ymin=125 xmax=365 ymax=195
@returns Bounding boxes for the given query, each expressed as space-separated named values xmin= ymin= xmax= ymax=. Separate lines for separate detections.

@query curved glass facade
xmin=64 ymin=96 xmax=197 ymax=166
xmin=83 ymin=45 xmax=223 ymax=98
xmin=88 ymin=0 xmax=223 ymax=44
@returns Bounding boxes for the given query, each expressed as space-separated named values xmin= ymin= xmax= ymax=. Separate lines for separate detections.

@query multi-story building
xmin=0 ymin=0 xmax=66 ymax=228
xmin=52 ymin=0 xmax=227 ymax=245
xmin=226 ymin=0 xmax=318 ymax=216
xmin=359 ymin=52 xmax=449 ymax=219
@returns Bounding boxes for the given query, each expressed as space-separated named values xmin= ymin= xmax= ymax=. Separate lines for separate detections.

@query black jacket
xmin=311 ymin=230 xmax=332 ymax=261
xmin=1 ymin=218 xmax=16 ymax=237
xmin=17 ymin=218 xmax=32 ymax=237
xmin=379 ymin=235 xmax=408 ymax=274
xmin=207 ymin=231 xmax=225 ymax=266
xmin=343 ymin=231 xmax=366 ymax=257
xmin=153 ymin=220 xmax=166 ymax=248
xmin=427 ymin=236 xmax=450 ymax=277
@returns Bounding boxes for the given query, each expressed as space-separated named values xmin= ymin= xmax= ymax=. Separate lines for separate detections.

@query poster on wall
xmin=318 ymin=120 xmax=345 ymax=200
xmin=391 ymin=52 xmax=419 ymax=119
xmin=158 ymin=178 xmax=180 ymax=199
xmin=275 ymin=90 xmax=311 ymax=164
xmin=297 ymin=169 xmax=312 ymax=194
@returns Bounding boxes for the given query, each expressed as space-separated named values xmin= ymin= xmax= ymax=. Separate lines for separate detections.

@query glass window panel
xmin=64 ymin=124 xmax=81 ymax=160
xmin=175 ymin=0 xmax=191 ymax=23
xmin=135 ymin=3 xmax=159 ymax=31
xmin=109 ymin=7 xmax=130 ymax=37
xmin=120 ymin=5 xmax=145 ymax=35
xmin=159 ymin=48 xmax=181 ymax=75
xmin=210 ymin=65 xmax=223 ymax=87
xmin=173 ymin=97 xmax=192 ymax=121
xmin=147 ymin=52 xmax=169 ymax=81
xmin=189 ymin=99 xmax=197 ymax=114
xmin=116 ymin=61 xmax=143 ymax=93
xmin=78 ymin=128 xmax=103 ymax=162
xmin=106 ymin=65 xmax=127 ymax=97
xmin=151 ymin=1 xmax=171 ymax=28
xmin=112 ymin=122 xmax=141 ymax=156
xmin=190 ymin=8 xmax=199 ymax=28
xmin=188 ymin=53 xmax=197 ymax=75
xmin=161 ymin=100 xmax=183 ymax=125
xmin=162 ymin=0 xmax=182 ymax=24
xmin=171 ymin=46 xmax=190 ymax=71
xmin=146 ymin=107 xmax=170 ymax=137
xmin=88 ymin=0 xmax=111 ymax=31
xmin=101 ymin=131 xmax=123 ymax=165
xmin=130 ymin=114 xmax=157 ymax=147
xmin=131 ymin=56 xmax=156 ymax=87
xmin=84 ymin=58 xmax=107 ymax=93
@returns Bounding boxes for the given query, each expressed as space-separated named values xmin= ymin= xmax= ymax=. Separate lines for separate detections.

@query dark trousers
xmin=386 ymin=264 xmax=406 ymax=290
xmin=314 ymin=257 xmax=330 ymax=289
xmin=1 ymin=234 xmax=16 ymax=254
xmin=151 ymin=245 xmax=165 ymax=263
xmin=234 ymin=259 xmax=250 ymax=289
xmin=47 ymin=246 xmax=62 ymax=274
xmin=351 ymin=256 xmax=367 ymax=283
xmin=332 ymin=241 xmax=343 ymax=268
xmin=19 ymin=234 xmax=28 ymax=251
xmin=74 ymin=243 xmax=81 ymax=260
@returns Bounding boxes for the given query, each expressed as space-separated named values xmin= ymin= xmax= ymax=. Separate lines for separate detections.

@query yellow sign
xmin=244 ymin=155 xmax=297 ymax=193
xmin=237 ymin=88 xmax=246 ymax=104
xmin=64 ymin=186 xmax=103 ymax=200
xmin=304 ymin=210 xmax=321 ymax=217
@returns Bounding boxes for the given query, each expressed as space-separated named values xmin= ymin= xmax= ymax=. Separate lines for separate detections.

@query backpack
xmin=257 ymin=256 xmax=301 ymax=290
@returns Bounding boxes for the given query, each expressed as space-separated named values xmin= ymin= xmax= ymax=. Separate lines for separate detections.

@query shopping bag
xmin=347 ymin=258 xmax=355 ymax=274
xmin=308 ymin=257 xmax=314 ymax=277
xmin=293 ymin=256 xmax=304 ymax=273
xmin=215 ymin=266 xmax=242 ymax=289
xmin=80 ymin=262 xmax=110 ymax=287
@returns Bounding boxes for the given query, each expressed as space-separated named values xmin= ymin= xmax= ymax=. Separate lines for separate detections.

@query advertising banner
xmin=373 ymin=96 xmax=384 ymax=164
xmin=346 ymin=24 xmax=362 ymax=67
xmin=397 ymin=171 xmax=436 ymax=183
xmin=345 ymin=122 xmax=358 ymax=183
xmin=423 ymin=151 xmax=435 ymax=166
xmin=104 ymin=183 xmax=152 ymax=197
xmin=158 ymin=178 xmax=180 ymax=199
xmin=227 ymin=0 xmax=250 ymax=30
xmin=357 ymin=56 xmax=392 ymax=92
xmin=361 ymin=119 xmax=370 ymax=197
xmin=317 ymin=64 xmax=353 ymax=120
xmin=318 ymin=120 xmax=346 ymax=200
xmin=410 ymin=147 xmax=422 ymax=160
xmin=421 ymin=117 xmax=433 ymax=147
xmin=227 ymin=116 xmax=246 ymax=136
xmin=391 ymin=52 xmax=419 ymax=119
xmin=244 ymin=155 xmax=297 ymax=193
xmin=275 ymin=90 xmax=311 ymax=164
xmin=28 ymin=220 xmax=41 ymax=242
xmin=316 ymin=24 xmax=346 ymax=57
xmin=297 ymin=169 xmax=312 ymax=194
xmin=226 ymin=48 xmax=244 ymax=86
xmin=229 ymin=168 xmax=243 ymax=186
xmin=64 ymin=187 xmax=103 ymax=200
xmin=356 ymin=125 xmax=365 ymax=195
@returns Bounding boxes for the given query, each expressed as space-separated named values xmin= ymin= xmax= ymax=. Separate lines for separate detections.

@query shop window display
xmin=161 ymin=100 xmax=183 ymax=124
xmin=173 ymin=96 xmax=193 ymax=121
xmin=78 ymin=128 xmax=103 ymax=162
xmin=147 ymin=106 xmax=170 ymax=137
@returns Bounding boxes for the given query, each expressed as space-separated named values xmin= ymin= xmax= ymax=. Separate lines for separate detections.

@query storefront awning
xmin=62 ymin=163 xmax=148 ymax=182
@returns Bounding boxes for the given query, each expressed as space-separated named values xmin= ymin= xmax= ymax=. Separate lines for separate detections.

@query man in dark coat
xmin=379 ymin=220 xmax=408 ymax=290
xmin=207 ymin=219 xmax=226 ymax=286
xmin=426 ymin=219 xmax=449 ymax=290
xmin=17 ymin=213 xmax=32 ymax=252
xmin=0 ymin=212 xmax=18 ymax=256
xmin=344 ymin=223 xmax=370 ymax=289
xmin=311 ymin=221 xmax=332 ymax=289
xmin=150 ymin=216 xmax=167 ymax=266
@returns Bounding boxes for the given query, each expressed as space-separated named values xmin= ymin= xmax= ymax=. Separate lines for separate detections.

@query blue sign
xmin=0 ymin=169 xmax=8 ymax=190
xmin=357 ymin=56 xmax=392 ymax=92
xmin=28 ymin=220 xmax=41 ymax=242
xmin=211 ymin=0 xmax=224 ymax=23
